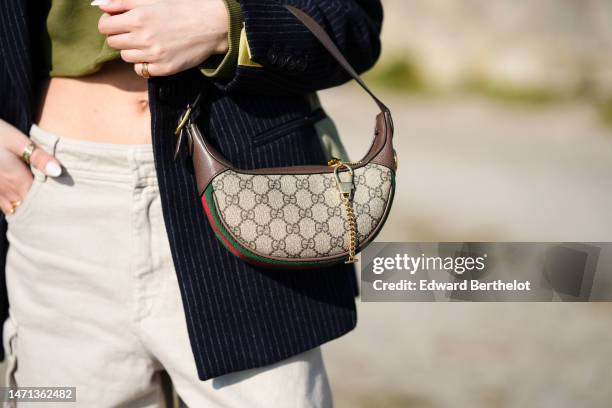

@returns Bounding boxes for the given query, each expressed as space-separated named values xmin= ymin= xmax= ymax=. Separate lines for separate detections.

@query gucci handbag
xmin=174 ymin=5 xmax=397 ymax=268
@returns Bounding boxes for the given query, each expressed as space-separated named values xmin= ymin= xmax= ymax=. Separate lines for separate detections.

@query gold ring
xmin=21 ymin=142 xmax=37 ymax=165
xmin=9 ymin=200 xmax=21 ymax=215
xmin=140 ymin=62 xmax=151 ymax=79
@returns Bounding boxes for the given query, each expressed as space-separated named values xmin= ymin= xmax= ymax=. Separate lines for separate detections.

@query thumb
xmin=15 ymin=139 xmax=62 ymax=177
xmin=29 ymin=146 xmax=62 ymax=177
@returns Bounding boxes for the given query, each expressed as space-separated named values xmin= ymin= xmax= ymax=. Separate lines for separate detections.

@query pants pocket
xmin=2 ymin=315 xmax=19 ymax=401
xmin=4 ymin=169 xmax=45 ymax=225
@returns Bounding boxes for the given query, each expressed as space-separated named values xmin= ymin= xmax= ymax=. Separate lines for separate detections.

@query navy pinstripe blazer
xmin=0 ymin=0 xmax=383 ymax=380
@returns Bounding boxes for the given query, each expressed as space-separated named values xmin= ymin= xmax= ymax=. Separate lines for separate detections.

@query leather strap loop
xmin=284 ymin=5 xmax=389 ymax=113
xmin=177 ymin=5 xmax=393 ymax=160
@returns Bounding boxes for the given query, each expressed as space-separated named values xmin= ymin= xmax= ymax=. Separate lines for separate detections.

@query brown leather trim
xmin=209 ymin=111 xmax=395 ymax=176
xmin=187 ymin=102 xmax=395 ymax=180
xmin=188 ymin=123 xmax=230 ymax=196
xmin=209 ymin=178 xmax=396 ymax=263
xmin=371 ymin=111 xmax=397 ymax=172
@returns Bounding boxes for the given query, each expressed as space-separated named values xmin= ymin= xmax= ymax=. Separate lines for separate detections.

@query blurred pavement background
xmin=318 ymin=1 xmax=612 ymax=407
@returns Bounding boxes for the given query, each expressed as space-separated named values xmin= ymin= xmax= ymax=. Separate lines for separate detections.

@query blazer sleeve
xmin=206 ymin=0 xmax=383 ymax=95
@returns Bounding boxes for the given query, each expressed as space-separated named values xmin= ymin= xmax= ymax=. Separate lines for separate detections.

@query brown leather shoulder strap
xmin=285 ymin=5 xmax=389 ymax=113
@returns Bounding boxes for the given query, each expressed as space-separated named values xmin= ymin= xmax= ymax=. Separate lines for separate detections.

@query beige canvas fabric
xmin=1 ymin=124 xmax=332 ymax=408
xmin=211 ymin=164 xmax=393 ymax=258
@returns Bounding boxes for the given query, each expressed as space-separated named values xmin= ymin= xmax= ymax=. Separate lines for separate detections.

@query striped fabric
xmin=0 ymin=0 xmax=383 ymax=379
xmin=0 ymin=0 xmax=43 ymax=362
xmin=216 ymin=0 xmax=383 ymax=94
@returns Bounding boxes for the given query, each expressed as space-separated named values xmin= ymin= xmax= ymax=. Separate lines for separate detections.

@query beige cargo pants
xmin=1 ymin=125 xmax=332 ymax=408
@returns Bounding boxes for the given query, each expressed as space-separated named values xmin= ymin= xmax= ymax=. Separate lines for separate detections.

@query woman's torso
xmin=36 ymin=60 xmax=152 ymax=144
xmin=34 ymin=0 xmax=150 ymax=144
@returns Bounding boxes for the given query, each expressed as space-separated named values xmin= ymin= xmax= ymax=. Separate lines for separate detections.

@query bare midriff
xmin=36 ymin=60 xmax=152 ymax=145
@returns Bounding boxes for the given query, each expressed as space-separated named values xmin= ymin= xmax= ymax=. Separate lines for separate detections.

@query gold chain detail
xmin=328 ymin=157 xmax=363 ymax=167
xmin=329 ymin=157 xmax=358 ymax=264
xmin=340 ymin=193 xmax=358 ymax=263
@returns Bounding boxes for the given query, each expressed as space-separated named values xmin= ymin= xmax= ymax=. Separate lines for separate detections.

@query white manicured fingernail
xmin=45 ymin=161 xmax=62 ymax=177
xmin=91 ymin=0 xmax=111 ymax=6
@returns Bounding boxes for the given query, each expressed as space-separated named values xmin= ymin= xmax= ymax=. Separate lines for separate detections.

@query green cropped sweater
xmin=45 ymin=0 xmax=243 ymax=79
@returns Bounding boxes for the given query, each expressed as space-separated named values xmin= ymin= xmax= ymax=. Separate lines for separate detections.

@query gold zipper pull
xmin=331 ymin=162 xmax=358 ymax=263
xmin=333 ymin=163 xmax=354 ymax=199
xmin=327 ymin=157 xmax=341 ymax=167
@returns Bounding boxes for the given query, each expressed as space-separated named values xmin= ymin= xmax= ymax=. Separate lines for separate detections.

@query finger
xmin=28 ymin=145 xmax=62 ymax=177
xmin=134 ymin=62 xmax=146 ymax=77
xmin=94 ymin=0 xmax=154 ymax=14
xmin=13 ymin=141 xmax=62 ymax=177
xmin=133 ymin=62 xmax=174 ymax=78
xmin=5 ymin=134 xmax=62 ymax=177
xmin=14 ymin=175 xmax=33 ymax=200
xmin=120 ymin=49 xmax=152 ymax=63
xmin=98 ymin=11 xmax=136 ymax=35
xmin=0 ymin=198 xmax=12 ymax=216
xmin=4 ymin=189 xmax=23 ymax=205
xmin=107 ymin=33 xmax=144 ymax=50
xmin=0 ymin=194 xmax=24 ymax=216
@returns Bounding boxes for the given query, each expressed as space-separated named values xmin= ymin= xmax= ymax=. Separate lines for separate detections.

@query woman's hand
xmin=96 ymin=0 xmax=229 ymax=77
xmin=0 ymin=120 xmax=62 ymax=216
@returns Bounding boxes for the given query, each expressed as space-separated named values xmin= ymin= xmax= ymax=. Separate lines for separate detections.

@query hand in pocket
xmin=0 ymin=120 xmax=62 ymax=215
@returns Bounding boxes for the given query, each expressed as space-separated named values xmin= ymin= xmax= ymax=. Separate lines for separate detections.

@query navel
xmin=136 ymin=98 xmax=150 ymax=112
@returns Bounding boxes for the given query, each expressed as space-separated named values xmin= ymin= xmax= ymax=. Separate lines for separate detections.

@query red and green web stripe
xmin=200 ymin=170 xmax=396 ymax=269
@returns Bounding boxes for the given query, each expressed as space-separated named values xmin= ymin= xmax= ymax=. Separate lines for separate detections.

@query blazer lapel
xmin=0 ymin=0 xmax=33 ymax=120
